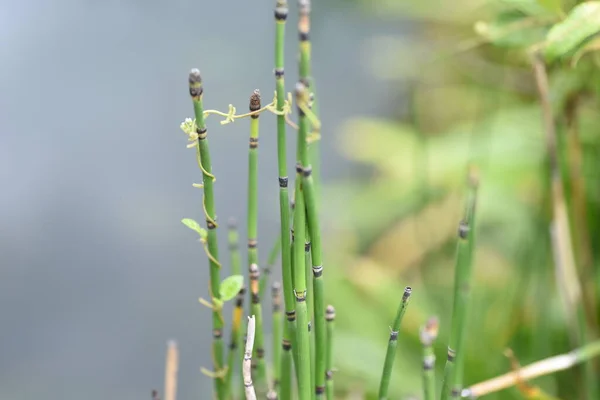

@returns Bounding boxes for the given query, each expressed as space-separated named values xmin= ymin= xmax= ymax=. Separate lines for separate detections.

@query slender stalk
xmin=164 ymin=340 xmax=179 ymax=400
xmin=532 ymin=53 xmax=596 ymax=399
xmin=325 ymin=305 xmax=335 ymax=400
xmin=440 ymin=176 xmax=478 ymax=400
xmin=378 ymin=287 xmax=413 ymax=400
xmin=272 ymin=282 xmax=283 ymax=394
xmin=244 ymin=316 xmax=258 ymax=400
xmin=248 ymin=88 xmax=261 ymax=277
xmin=462 ymin=340 xmax=600 ymax=398
xmin=296 ymin=81 xmax=326 ymax=400
xmin=188 ymin=69 xmax=224 ymax=400
xmin=273 ymin=3 xmax=297 ymax=399
xmin=225 ymin=218 xmax=244 ymax=399
xmin=420 ymin=318 xmax=439 ymax=400
xmin=226 ymin=286 xmax=246 ymax=400
xmin=249 ymin=263 xmax=267 ymax=394
xmin=260 ymin=237 xmax=282 ymax=297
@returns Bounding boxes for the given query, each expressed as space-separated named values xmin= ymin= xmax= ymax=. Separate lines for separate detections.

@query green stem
xmin=420 ymin=317 xmax=439 ymax=400
xmin=441 ymin=175 xmax=478 ymax=400
xmin=296 ymin=82 xmax=326 ymax=400
xmin=188 ymin=69 xmax=225 ymax=400
xmin=273 ymin=3 xmax=297 ymax=399
xmin=250 ymin=263 xmax=267 ymax=395
xmin=224 ymin=218 xmax=243 ymax=400
xmin=325 ymin=305 xmax=335 ymax=400
xmin=272 ymin=282 xmax=283 ymax=394
xmin=378 ymin=287 xmax=412 ymax=400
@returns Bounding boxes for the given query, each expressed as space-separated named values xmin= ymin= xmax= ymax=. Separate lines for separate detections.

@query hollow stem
xmin=188 ymin=69 xmax=224 ymax=400
xmin=378 ymin=287 xmax=412 ymax=400
xmin=272 ymin=282 xmax=283 ymax=394
xmin=250 ymin=263 xmax=267 ymax=394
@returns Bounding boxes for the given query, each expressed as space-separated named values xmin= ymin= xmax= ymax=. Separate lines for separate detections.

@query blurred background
xmin=2 ymin=0 xmax=600 ymax=399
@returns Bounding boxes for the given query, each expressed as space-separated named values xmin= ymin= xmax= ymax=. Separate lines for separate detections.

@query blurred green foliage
xmin=323 ymin=0 xmax=600 ymax=398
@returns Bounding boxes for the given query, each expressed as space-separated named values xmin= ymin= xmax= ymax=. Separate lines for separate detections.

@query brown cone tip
xmin=249 ymin=89 xmax=261 ymax=112
xmin=189 ymin=68 xmax=201 ymax=85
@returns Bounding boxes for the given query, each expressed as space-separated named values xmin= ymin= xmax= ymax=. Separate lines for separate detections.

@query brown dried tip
xmin=403 ymin=286 xmax=412 ymax=300
xmin=249 ymin=89 xmax=261 ymax=112
xmin=325 ymin=305 xmax=336 ymax=321
xmin=188 ymin=68 xmax=203 ymax=98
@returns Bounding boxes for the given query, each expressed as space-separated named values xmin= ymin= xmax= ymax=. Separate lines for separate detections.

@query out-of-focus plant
xmin=323 ymin=0 xmax=600 ymax=398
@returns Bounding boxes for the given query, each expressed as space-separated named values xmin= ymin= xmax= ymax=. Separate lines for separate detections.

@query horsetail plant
xmin=249 ymin=263 xmax=267 ymax=394
xmin=273 ymin=2 xmax=298 ymax=399
xmin=260 ymin=237 xmax=281 ymax=297
xmin=440 ymin=175 xmax=478 ymax=400
xmin=187 ymin=69 xmax=225 ymax=400
xmin=244 ymin=316 xmax=257 ymax=400
xmin=325 ymin=305 xmax=335 ymax=400
xmin=378 ymin=286 xmax=412 ymax=400
xmin=420 ymin=317 xmax=439 ymax=400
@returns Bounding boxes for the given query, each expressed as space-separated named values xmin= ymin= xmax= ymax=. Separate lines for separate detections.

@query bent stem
xmin=244 ymin=316 xmax=258 ymax=400
xmin=462 ymin=340 xmax=600 ymax=398
xmin=188 ymin=69 xmax=225 ymax=400
xmin=378 ymin=287 xmax=412 ymax=400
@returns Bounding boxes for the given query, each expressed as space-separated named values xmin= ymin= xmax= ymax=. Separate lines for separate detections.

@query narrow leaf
xmin=544 ymin=1 xmax=600 ymax=62
xmin=181 ymin=218 xmax=207 ymax=238
xmin=219 ymin=275 xmax=244 ymax=301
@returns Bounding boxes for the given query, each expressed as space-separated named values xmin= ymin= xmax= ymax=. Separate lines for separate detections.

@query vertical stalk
xmin=225 ymin=218 xmax=244 ymax=399
xmin=272 ymin=282 xmax=283 ymax=394
xmin=188 ymin=69 xmax=224 ymax=400
xmin=296 ymin=82 xmax=326 ymax=399
xmin=250 ymin=263 xmax=267 ymax=394
xmin=378 ymin=287 xmax=412 ymax=400
xmin=244 ymin=316 xmax=258 ymax=400
xmin=440 ymin=175 xmax=478 ymax=400
xmin=273 ymin=2 xmax=297 ymax=399
xmin=532 ymin=54 xmax=597 ymax=399
xmin=325 ymin=305 xmax=335 ymax=400
xmin=420 ymin=317 xmax=439 ymax=400
xmin=164 ymin=340 xmax=179 ymax=400
xmin=248 ymin=88 xmax=261 ymax=277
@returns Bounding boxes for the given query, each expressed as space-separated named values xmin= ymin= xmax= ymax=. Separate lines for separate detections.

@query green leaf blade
xmin=544 ymin=1 xmax=600 ymax=62
xmin=181 ymin=218 xmax=207 ymax=238
xmin=219 ymin=275 xmax=244 ymax=301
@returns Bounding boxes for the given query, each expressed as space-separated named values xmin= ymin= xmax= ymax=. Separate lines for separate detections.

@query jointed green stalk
xmin=420 ymin=317 xmax=439 ymax=400
xmin=188 ymin=69 xmax=225 ymax=400
xmin=273 ymin=2 xmax=296 ymax=400
xmin=224 ymin=218 xmax=243 ymax=400
xmin=272 ymin=282 xmax=283 ymax=394
xmin=325 ymin=305 xmax=335 ymax=400
xmin=249 ymin=263 xmax=267 ymax=394
xmin=441 ymin=177 xmax=478 ymax=400
xmin=248 ymin=89 xmax=261 ymax=275
xmin=378 ymin=286 xmax=412 ymax=400
xmin=296 ymin=82 xmax=326 ymax=399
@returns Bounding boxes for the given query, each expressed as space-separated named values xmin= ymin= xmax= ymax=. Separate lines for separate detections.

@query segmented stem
xmin=441 ymin=176 xmax=478 ymax=400
xmin=225 ymin=219 xmax=244 ymax=399
xmin=249 ymin=263 xmax=267 ymax=394
xmin=274 ymin=2 xmax=296 ymax=400
xmin=188 ymin=69 xmax=224 ymax=400
xmin=260 ymin=237 xmax=282 ymax=297
xmin=325 ymin=306 xmax=335 ymax=400
xmin=296 ymin=82 xmax=326 ymax=399
xmin=420 ymin=317 xmax=439 ymax=400
xmin=378 ymin=287 xmax=412 ymax=400
xmin=244 ymin=316 xmax=257 ymax=400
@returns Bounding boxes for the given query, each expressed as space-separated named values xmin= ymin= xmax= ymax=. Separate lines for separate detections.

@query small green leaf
xmin=544 ymin=1 xmax=600 ymax=62
xmin=219 ymin=275 xmax=244 ymax=301
xmin=181 ymin=218 xmax=207 ymax=239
